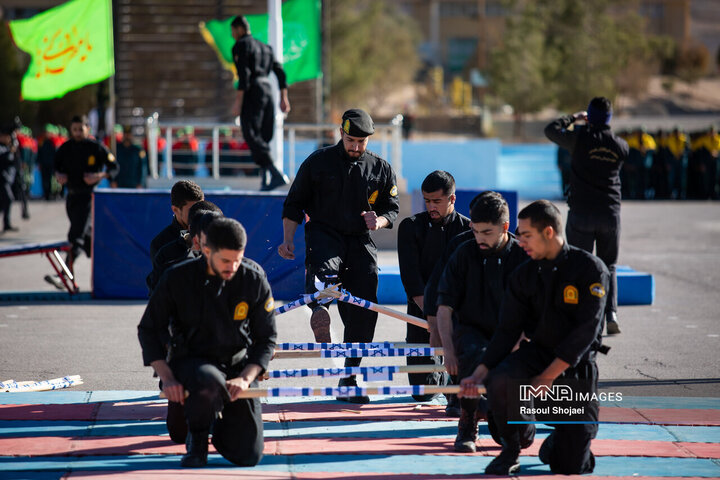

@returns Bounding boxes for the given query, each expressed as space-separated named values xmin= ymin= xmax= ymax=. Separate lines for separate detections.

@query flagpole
xmin=268 ymin=0 xmax=284 ymax=178
xmin=109 ymin=74 xmax=117 ymax=156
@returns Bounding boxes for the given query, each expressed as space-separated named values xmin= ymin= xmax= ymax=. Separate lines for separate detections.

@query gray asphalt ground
xmin=0 ymin=195 xmax=719 ymax=398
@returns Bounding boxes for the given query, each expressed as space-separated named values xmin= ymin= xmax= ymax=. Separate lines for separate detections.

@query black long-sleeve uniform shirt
xmin=481 ymin=243 xmax=609 ymax=369
xmin=397 ymin=210 xmax=470 ymax=300
xmin=138 ymin=255 xmax=277 ymax=373
xmin=54 ymin=138 xmax=118 ymax=194
xmin=149 ymin=217 xmax=184 ymax=261
xmin=282 ymin=141 xmax=399 ymax=235
xmin=232 ymin=34 xmax=287 ymax=92
xmin=544 ymin=116 xmax=628 ymax=216
xmin=436 ymin=234 xmax=528 ymax=338
xmin=424 ymin=229 xmax=474 ymax=317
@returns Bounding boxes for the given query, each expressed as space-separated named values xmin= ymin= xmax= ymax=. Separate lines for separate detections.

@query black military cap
xmin=341 ymin=109 xmax=374 ymax=137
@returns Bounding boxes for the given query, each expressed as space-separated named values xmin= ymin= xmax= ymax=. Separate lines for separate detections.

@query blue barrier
xmin=92 ymin=189 xmax=305 ymax=300
xmin=377 ymin=264 xmax=654 ymax=306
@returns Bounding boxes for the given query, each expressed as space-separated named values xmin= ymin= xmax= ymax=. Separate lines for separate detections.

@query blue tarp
xmin=92 ymin=189 xmax=305 ymax=300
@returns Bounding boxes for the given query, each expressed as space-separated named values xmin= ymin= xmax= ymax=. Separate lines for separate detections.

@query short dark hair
xmin=70 ymin=115 xmax=89 ymax=126
xmin=469 ymin=191 xmax=509 ymax=225
xmin=190 ymin=210 xmax=224 ymax=239
xmin=170 ymin=180 xmax=204 ymax=208
xmin=231 ymin=15 xmax=251 ymax=32
xmin=588 ymin=96 xmax=612 ymax=113
xmin=188 ymin=201 xmax=223 ymax=238
xmin=518 ymin=200 xmax=563 ymax=236
xmin=188 ymin=200 xmax=222 ymax=221
xmin=421 ymin=170 xmax=455 ymax=196
xmin=206 ymin=217 xmax=247 ymax=251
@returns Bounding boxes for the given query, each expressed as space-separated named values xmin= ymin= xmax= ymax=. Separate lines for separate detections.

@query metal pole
xmin=268 ymin=0 xmax=284 ymax=175
xmin=212 ymin=126 xmax=220 ymax=179
xmin=165 ymin=127 xmax=173 ymax=179
xmin=288 ymin=127 xmax=296 ymax=177
xmin=108 ymin=75 xmax=117 ymax=156
xmin=147 ymin=114 xmax=158 ymax=179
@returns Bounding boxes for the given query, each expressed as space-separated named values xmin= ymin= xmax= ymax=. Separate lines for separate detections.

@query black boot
xmin=445 ymin=393 xmax=461 ymax=417
xmin=180 ymin=430 xmax=209 ymax=468
xmin=336 ymin=375 xmax=370 ymax=404
xmin=484 ymin=441 xmax=520 ymax=475
xmin=260 ymin=164 xmax=289 ymax=191
xmin=166 ymin=401 xmax=188 ymax=444
xmin=453 ymin=408 xmax=478 ymax=453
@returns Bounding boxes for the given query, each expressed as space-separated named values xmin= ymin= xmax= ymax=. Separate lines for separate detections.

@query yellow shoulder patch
xmin=234 ymin=301 xmax=249 ymax=321
xmin=264 ymin=297 xmax=275 ymax=312
xmin=563 ymin=285 xmax=579 ymax=304
xmin=589 ymin=283 xmax=606 ymax=298
xmin=368 ymin=190 xmax=379 ymax=205
xmin=390 ymin=185 xmax=398 ymax=197
xmin=107 ymin=153 xmax=116 ymax=162
xmin=87 ymin=155 xmax=96 ymax=166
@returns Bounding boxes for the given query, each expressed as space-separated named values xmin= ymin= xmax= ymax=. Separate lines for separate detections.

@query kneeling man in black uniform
xmin=138 ymin=217 xmax=277 ymax=468
xmin=460 ymin=200 xmax=609 ymax=475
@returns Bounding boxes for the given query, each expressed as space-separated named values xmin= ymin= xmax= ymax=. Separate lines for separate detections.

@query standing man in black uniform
xmin=0 ymin=122 xmax=18 ymax=234
xmin=53 ymin=115 xmax=118 ymax=272
xmin=231 ymin=15 xmax=290 ymax=191
xmin=279 ymin=108 xmax=400 ymax=404
xmin=138 ymin=218 xmax=277 ymax=468
xmin=397 ymin=170 xmax=469 ymax=400
xmin=544 ymin=97 xmax=628 ymax=334
xmin=436 ymin=191 xmax=527 ymax=453
xmin=460 ymin=200 xmax=609 ymax=475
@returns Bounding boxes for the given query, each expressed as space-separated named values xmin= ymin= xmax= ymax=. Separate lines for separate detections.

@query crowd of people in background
xmin=559 ymin=125 xmax=720 ymax=201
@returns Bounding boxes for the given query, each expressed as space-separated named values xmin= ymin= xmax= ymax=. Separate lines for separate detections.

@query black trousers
xmin=0 ymin=168 xmax=15 ymax=229
xmin=305 ymin=224 xmax=378 ymax=368
xmin=566 ymin=210 xmax=619 ymax=316
xmin=485 ymin=341 xmax=598 ymax=474
xmin=170 ymin=357 xmax=264 ymax=467
xmin=66 ymin=192 xmax=93 ymax=259
xmin=240 ymin=81 xmax=275 ymax=169
xmin=405 ymin=302 xmax=444 ymax=390
xmin=454 ymin=323 xmax=490 ymax=413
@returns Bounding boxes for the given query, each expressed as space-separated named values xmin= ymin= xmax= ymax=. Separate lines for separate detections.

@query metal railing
xmin=145 ymin=113 xmax=405 ymax=190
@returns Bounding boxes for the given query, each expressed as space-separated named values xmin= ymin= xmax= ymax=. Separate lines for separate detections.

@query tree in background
xmin=487 ymin=1 xmax=556 ymax=138
xmin=545 ymin=0 xmax=673 ymax=112
xmin=326 ymin=0 xmax=420 ymax=117
xmin=673 ymin=42 xmax=711 ymax=84
xmin=488 ymin=0 xmax=674 ymax=126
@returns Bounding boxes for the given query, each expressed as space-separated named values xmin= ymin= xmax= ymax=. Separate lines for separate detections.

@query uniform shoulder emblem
xmin=368 ymin=190 xmax=379 ymax=205
xmin=264 ymin=297 xmax=275 ymax=312
xmin=107 ymin=153 xmax=116 ymax=162
xmin=234 ymin=301 xmax=249 ymax=321
xmin=589 ymin=283 xmax=606 ymax=298
xmin=389 ymin=185 xmax=398 ymax=197
xmin=563 ymin=285 xmax=579 ymax=304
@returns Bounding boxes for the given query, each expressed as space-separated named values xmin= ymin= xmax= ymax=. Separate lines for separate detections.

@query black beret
xmin=341 ymin=109 xmax=374 ymax=137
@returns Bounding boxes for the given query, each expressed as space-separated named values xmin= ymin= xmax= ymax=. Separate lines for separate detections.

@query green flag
xmin=199 ymin=0 xmax=321 ymax=86
xmin=9 ymin=0 xmax=114 ymax=101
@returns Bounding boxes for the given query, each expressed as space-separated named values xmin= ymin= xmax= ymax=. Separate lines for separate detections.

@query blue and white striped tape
xmin=320 ymin=348 xmax=438 ymax=358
